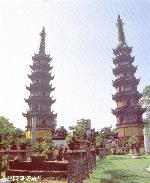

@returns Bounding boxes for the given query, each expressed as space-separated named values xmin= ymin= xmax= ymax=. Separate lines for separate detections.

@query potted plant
xmin=40 ymin=137 xmax=53 ymax=159
xmin=10 ymin=141 xmax=17 ymax=150
xmin=128 ymin=136 xmax=140 ymax=154
xmin=30 ymin=142 xmax=42 ymax=162
xmin=66 ymin=133 xmax=75 ymax=150
xmin=67 ymin=136 xmax=80 ymax=150
xmin=30 ymin=137 xmax=54 ymax=162
xmin=19 ymin=138 xmax=27 ymax=150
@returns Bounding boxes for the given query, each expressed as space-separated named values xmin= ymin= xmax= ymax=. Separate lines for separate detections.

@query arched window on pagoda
xmin=119 ymin=116 xmax=124 ymax=124
xmin=42 ymin=119 xmax=47 ymax=126
xmin=117 ymin=85 xmax=123 ymax=92
xmin=32 ymin=104 xmax=38 ymax=110
xmin=117 ymin=100 xmax=124 ymax=107
xmin=127 ymin=114 xmax=135 ymax=122
xmin=137 ymin=115 xmax=142 ymax=123
xmin=124 ymin=73 xmax=128 ymax=77
xmin=127 ymin=99 xmax=131 ymax=106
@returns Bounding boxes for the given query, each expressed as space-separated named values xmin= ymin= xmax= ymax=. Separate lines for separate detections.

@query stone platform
xmin=6 ymin=149 xmax=96 ymax=182
xmin=6 ymin=160 xmax=68 ymax=178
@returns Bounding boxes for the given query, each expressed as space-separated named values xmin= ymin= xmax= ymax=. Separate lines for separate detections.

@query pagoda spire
xmin=39 ymin=27 xmax=46 ymax=55
xmin=116 ymin=15 xmax=127 ymax=47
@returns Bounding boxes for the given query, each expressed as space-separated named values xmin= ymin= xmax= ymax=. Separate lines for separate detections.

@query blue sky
xmin=0 ymin=0 xmax=150 ymax=131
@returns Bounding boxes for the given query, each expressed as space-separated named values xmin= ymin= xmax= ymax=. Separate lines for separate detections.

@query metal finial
xmin=116 ymin=15 xmax=126 ymax=47
xmin=39 ymin=27 xmax=46 ymax=55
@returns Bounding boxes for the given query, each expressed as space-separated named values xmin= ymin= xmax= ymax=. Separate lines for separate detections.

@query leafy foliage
xmin=0 ymin=116 xmax=24 ymax=150
xmin=96 ymin=133 xmax=104 ymax=147
xmin=74 ymin=120 xmax=87 ymax=139
xmin=68 ymin=119 xmax=89 ymax=141
xmin=140 ymin=86 xmax=150 ymax=108
xmin=100 ymin=127 xmax=117 ymax=139
xmin=65 ymin=133 xmax=73 ymax=143
xmin=41 ymin=137 xmax=53 ymax=156
xmin=95 ymin=126 xmax=117 ymax=147
xmin=30 ymin=137 xmax=53 ymax=157
xmin=140 ymin=85 xmax=150 ymax=123
xmin=127 ymin=136 xmax=139 ymax=146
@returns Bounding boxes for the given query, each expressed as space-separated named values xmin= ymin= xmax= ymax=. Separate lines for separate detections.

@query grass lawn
xmin=86 ymin=155 xmax=150 ymax=183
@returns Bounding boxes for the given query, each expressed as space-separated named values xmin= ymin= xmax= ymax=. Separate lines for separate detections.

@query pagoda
xmin=112 ymin=15 xmax=146 ymax=142
xmin=23 ymin=27 xmax=57 ymax=141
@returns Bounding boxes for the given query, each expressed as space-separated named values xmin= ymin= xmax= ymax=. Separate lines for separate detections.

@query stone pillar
xmin=31 ymin=117 xmax=37 ymax=144
xmin=143 ymin=123 xmax=150 ymax=154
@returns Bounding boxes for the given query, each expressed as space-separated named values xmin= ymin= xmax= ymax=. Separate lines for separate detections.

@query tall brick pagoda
xmin=23 ymin=27 xmax=57 ymax=141
xmin=112 ymin=15 xmax=146 ymax=141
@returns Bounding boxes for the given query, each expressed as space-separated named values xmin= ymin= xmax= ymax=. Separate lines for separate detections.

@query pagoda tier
xmin=112 ymin=91 xmax=142 ymax=101
xmin=112 ymin=76 xmax=140 ymax=88
xmin=113 ymin=65 xmax=137 ymax=76
xmin=26 ymin=83 xmax=55 ymax=92
xmin=23 ymin=27 xmax=57 ymax=140
xmin=112 ymin=15 xmax=146 ymax=140
xmin=32 ymin=53 xmax=51 ymax=63
xmin=112 ymin=106 xmax=145 ymax=116
xmin=30 ymin=64 xmax=53 ymax=71
xmin=23 ymin=111 xmax=56 ymax=118
xmin=28 ymin=72 xmax=54 ymax=80
xmin=113 ymin=55 xmax=134 ymax=65
xmin=24 ymin=96 xmax=56 ymax=104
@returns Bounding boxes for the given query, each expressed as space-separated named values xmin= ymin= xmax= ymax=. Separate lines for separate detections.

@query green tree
xmin=65 ymin=133 xmax=73 ymax=143
xmin=68 ymin=119 xmax=89 ymax=141
xmin=41 ymin=137 xmax=53 ymax=154
xmin=75 ymin=120 xmax=87 ymax=139
xmin=128 ymin=136 xmax=139 ymax=147
xmin=100 ymin=126 xmax=117 ymax=140
xmin=140 ymin=85 xmax=150 ymax=123
xmin=140 ymin=86 xmax=150 ymax=108
xmin=95 ymin=127 xmax=117 ymax=147
xmin=0 ymin=116 xmax=24 ymax=177
xmin=96 ymin=132 xmax=104 ymax=147
xmin=0 ymin=116 xmax=24 ymax=149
